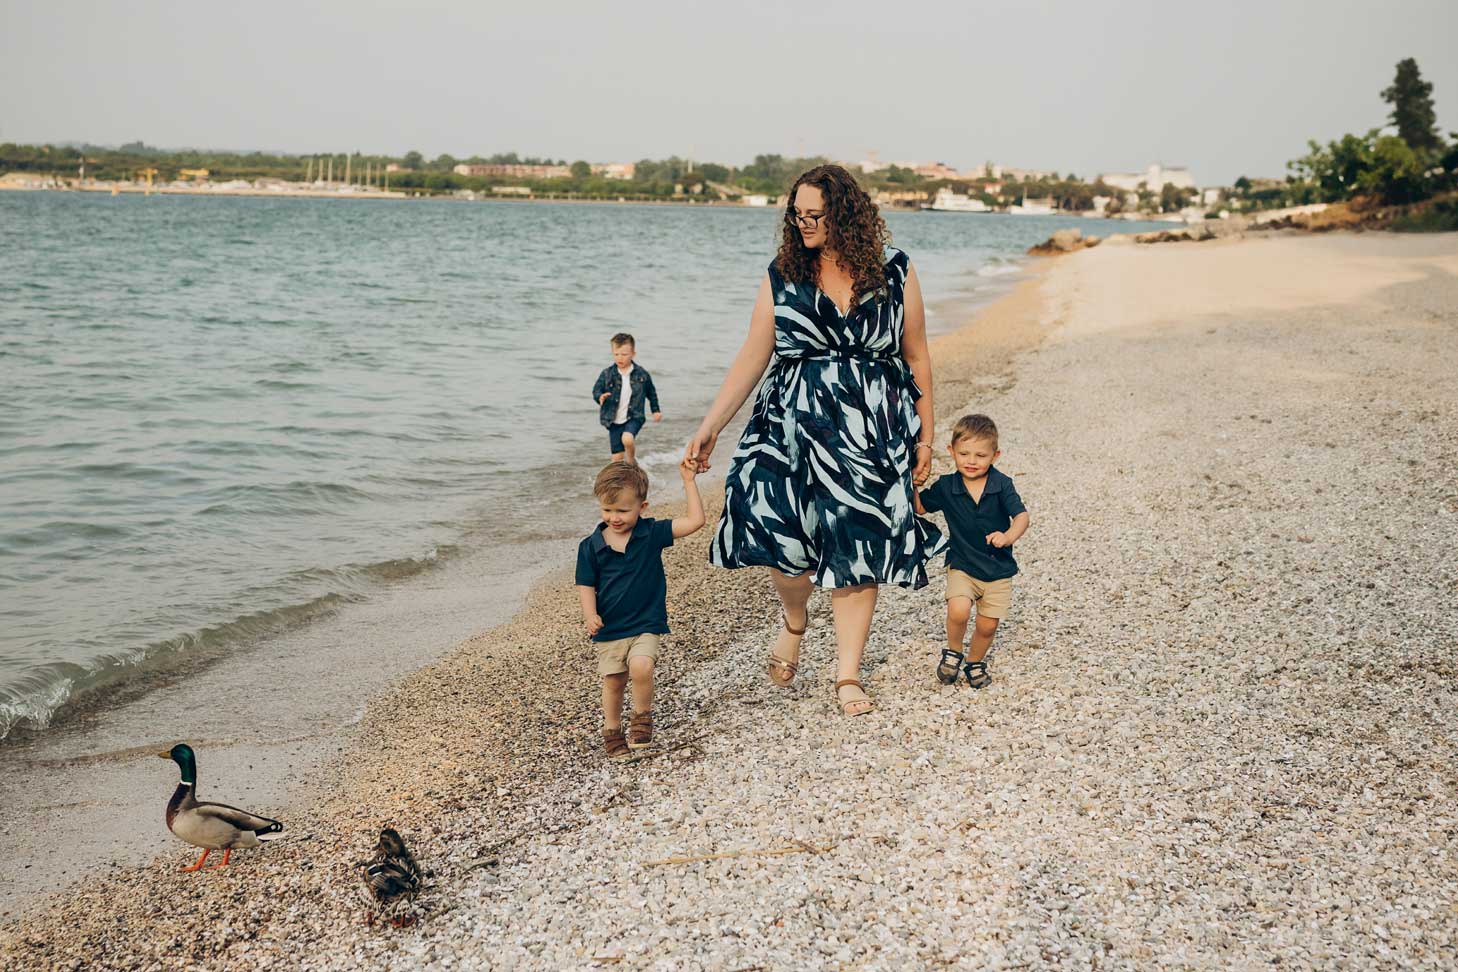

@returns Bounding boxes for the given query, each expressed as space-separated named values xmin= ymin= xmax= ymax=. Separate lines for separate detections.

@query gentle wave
xmin=977 ymin=257 xmax=1023 ymax=277
xmin=0 ymin=547 xmax=453 ymax=739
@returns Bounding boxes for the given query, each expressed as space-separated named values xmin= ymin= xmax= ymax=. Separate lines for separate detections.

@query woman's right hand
xmin=684 ymin=426 xmax=719 ymax=473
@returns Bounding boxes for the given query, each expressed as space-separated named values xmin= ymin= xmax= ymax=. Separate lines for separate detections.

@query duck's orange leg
xmin=209 ymin=849 xmax=232 ymax=869
xmin=180 ymin=849 xmax=210 ymax=871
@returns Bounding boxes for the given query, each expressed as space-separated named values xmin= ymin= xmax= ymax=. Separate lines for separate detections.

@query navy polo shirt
xmin=575 ymin=517 xmax=675 ymax=642
xmin=919 ymin=467 xmax=1026 ymax=582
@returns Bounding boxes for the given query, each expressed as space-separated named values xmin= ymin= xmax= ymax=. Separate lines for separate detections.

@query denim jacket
xmin=591 ymin=363 xmax=660 ymax=428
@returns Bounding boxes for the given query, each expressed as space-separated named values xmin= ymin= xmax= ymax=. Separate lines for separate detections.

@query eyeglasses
xmin=789 ymin=210 xmax=826 ymax=229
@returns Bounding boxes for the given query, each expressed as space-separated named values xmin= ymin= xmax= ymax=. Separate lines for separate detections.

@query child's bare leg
xmin=946 ymin=596 xmax=973 ymax=653
xmin=621 ymin=431 xmax=636 ymax=464
xmin=967 ymin=615 xmax=1001 ymax=663
xmin=610 ymin=451 xmax=625 ymax=462
xmin=602 ymin=673 xmax=627 ymax=729
xmin=627 ymin=655 xmax=655 ymax=714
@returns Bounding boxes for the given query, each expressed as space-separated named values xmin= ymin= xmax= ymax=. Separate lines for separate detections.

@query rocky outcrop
xmin=1026 ymin=228 xmax=1102 ymax=256
xmin=1133 ymin=215 xmax=1253 ymax=245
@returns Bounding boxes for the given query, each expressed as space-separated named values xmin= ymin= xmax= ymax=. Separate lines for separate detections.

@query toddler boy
xmin=915 ymin=414 xmax=1031 ymax=689
xmin=576 ymin=459 xmax=704 ymax=758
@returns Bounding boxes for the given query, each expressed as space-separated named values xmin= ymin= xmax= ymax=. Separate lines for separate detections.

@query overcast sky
xmin=2 ymin=0 xmax=1454 ymax=185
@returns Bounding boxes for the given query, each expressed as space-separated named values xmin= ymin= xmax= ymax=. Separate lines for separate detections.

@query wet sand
xmin=0 ymin=536 xmax=575 ymax=915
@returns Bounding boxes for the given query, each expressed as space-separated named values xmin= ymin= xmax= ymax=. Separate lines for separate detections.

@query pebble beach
xmin=4 ymin=230 xmax=1456 ymax=971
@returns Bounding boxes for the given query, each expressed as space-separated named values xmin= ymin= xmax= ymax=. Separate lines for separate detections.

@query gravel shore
xmin=5 ymin=232 xmax=1456 ymax=971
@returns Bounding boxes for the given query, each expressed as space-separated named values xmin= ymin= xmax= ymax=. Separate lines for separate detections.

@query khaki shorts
xmin=945 ymin=569 xmax=1014 ymax=620
xmin=596 ymin=632 xmax=662 ymax=676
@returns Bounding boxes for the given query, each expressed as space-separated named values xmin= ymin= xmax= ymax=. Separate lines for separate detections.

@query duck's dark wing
xmin=193 ymin=801 xmax=283 ymax=834
xmin=364 ymin=859 xmax=420 ymax=901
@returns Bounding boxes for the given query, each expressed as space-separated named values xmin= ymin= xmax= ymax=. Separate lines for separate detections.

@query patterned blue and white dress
xmin=710 ymin=247 xmax=946 ymax=589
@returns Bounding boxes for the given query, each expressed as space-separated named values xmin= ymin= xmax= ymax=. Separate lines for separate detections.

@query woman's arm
xmin=685 ymin=274 xmax=777 ymax=471
xmin=901 ymin=263 xmax=935 ymax=485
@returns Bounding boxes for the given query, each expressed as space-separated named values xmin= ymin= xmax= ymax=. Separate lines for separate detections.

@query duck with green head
xmin=158 ymin=743 xmax=284 ymax=871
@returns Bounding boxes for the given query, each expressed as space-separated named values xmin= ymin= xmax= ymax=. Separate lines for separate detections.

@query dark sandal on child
xmin=963 ymin=660 xmax=992 ymax=689
xmin=936 ymin=649 xmax=965 ymax=685
xmin=833 ymin=679 xmax=876 ymax=716
xmin=602 ymin=727 xmax=630 ymax=760
xmin=628 ymin=711 xmax=654 ymax=749
xmin=767 ymin=612 xmax=807 ymax=687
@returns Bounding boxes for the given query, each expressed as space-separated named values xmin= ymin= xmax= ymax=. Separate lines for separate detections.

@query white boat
xmin=1007 ymin=193 xmax=1056 ymax=216
xmin=923 ymin=187 xmax=990 ymax=213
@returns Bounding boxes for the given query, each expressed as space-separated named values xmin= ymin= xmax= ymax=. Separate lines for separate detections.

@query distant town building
xmin=453 ymin=163 xmax=572 ymax=179
xmin=589 ymin=162 xmax=636 ymax=180
xmin=855 ymin=157 xmax=961 ymax=180
xmin=1099 ymin=163 xmax=1198 ymax=192
xmin=873 ymin=189 xmax=929 ymax=206
xmin=0 ymin=172 xmax=59 ymax=189
xmin=912 ymin=161 xmax=961 ymax=181
xmin=856 ymin=153 xmax=888 ymax=174
xmin=385 ymin=163 xmax=404 ymax=173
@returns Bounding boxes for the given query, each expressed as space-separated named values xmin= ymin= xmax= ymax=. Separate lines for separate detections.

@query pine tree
xmin=1381 ymin=58 xmax=1441 ymax=154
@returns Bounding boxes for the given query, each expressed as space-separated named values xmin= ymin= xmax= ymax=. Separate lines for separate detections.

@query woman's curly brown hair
xmin=775 ymin=164 xmax=891 ymax=305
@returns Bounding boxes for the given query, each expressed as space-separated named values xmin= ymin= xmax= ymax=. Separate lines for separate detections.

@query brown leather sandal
xmin=628 ymin=711 xmax=653 ymax=749
xmin=602 ymin=727 xmax=630 ymax=760
xmin=767 ymin=612 xmax=808 ymax=687
xmin=833 ymin=679 xmax=876 ymax=717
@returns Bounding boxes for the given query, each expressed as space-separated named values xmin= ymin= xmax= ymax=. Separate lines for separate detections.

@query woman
xmin=684 ymin=164 xmax=944 ymax=716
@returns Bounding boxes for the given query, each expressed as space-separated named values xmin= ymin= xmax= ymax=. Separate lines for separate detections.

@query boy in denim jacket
xmin=592 ymin=333 xmax=662 ymax=463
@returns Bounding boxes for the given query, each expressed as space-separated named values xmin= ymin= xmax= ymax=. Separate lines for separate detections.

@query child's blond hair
xmin=950 ymin=414 xmax=999 ymax=448
xmin=594 ymin=461 xmax=649 ymax=502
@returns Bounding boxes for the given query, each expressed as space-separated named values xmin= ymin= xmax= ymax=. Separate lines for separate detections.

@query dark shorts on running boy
xmin=608 ymin=417 xmax=645 ymax=455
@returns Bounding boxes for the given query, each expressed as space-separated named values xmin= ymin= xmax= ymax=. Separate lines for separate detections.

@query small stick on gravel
xmin=645 ymin=839 xmax=829 ymax=867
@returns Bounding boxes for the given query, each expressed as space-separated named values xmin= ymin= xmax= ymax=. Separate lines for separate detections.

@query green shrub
xmin=1390 ymin=197 xmax=1458 ymax=232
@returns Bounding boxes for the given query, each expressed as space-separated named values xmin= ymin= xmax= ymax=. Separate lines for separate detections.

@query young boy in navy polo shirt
xmin=915 ymin=414 xmax=1031 ymax=689
xmin=576 ymin=459 xmax=704 ymax=759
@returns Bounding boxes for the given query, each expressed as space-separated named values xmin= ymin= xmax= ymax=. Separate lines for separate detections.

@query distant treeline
xmin=0 ymin=142 xmax=1186 ymax=212
xmin=5 ymin=58 xmax=1454 ymax=220
xmin=0 ymin=143 xmax=827 ymax=198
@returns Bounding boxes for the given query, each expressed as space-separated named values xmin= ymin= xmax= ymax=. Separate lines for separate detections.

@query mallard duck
xmin=157 ymin=743 xmax=284 ymax=871
xmin=359 ymin=827 xmax=424 ymax=925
